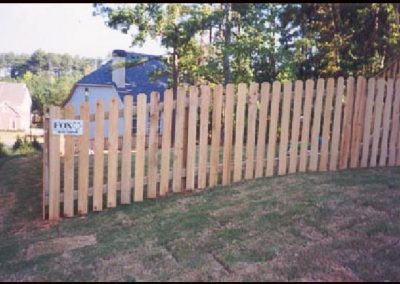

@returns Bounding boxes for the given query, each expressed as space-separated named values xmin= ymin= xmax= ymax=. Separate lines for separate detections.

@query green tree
xmin=94 ymin=3 xmax=202 ymax=96
xmin=279 ymin=3 xmax=400 ymax=79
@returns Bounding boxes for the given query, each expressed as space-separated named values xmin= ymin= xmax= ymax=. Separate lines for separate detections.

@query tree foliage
xmin=280 ymin=3 xmax=400 ymax=79
xmin=0 ymin=50 xmax=102 ymax=117
xmin=94 ymin=3 xmax=400 ymax=85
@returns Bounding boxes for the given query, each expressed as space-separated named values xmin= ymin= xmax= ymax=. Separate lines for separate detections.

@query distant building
xmin=0 ymin=67 xmax=11 ymax=78
xmin=0 ymin=82 xmax=32 ymax=131
xmin=63 ymin=50 xmax=169 ymax=138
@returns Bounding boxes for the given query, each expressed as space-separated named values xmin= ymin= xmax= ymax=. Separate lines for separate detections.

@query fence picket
xmin=370 ymin=79 xmax=386 ymax=167
xmin=198 ymin=86 xmax=211 ymax=188
xmin=309 ymin=79 xmax=325 ymax=171
xmin=339 ymin=77 xmax=355 ymax=170
xmin=186 ymin=86 xmax=199 ymax=190
xmin=361 ymin=78 xmax=376 ymax=167
xmin=160 ymin=90 xmax=174 ymax=196
xmin=173 ymin=87 xmax=187 ymax=192
xmin=255 ymin=82 xmax=271 ymax=178
xmin=93 ymin=99 xmax=105 ymax=211
xmin=107 ymin=97 xmax=119 ymax=207
xmin=319 ymin=78 xmax=335 ymax=171
xmin=278 ymin=81 xmax=292 ymax=175
xmin=148 ymin=92 xmax=160 ymax=198
xmin=379 ymin=79 xmax=394 ymax=166
xmin=63 ymin=104 xmax=75 ymax=217
xmin=389 ymin=79 xmax=400 ymax=166
xmin=350 ymin=76 xmax=367 ymax=168
xmin=134 ymin=94 xmax=147 ymax=201
xmin=222 ymin=84 xmax=235 ymax=185
xmin=234 ymin=83 xmax=247 ymax=182
xmin=209 ymin=85 xmax=223 ymax=186
xmin=121 ymin=96 xmax=133 ymax=203
xmin=78 ymin=102 xmax=89 ymax=214
xmin=266 ymin=81 xmax=281 ymax=177
xmin=288 ymin=81 xmax=303 ymax=174
xmin=245 ymin=83 xmax=258 ymax=180
xmin=329 ymin=77 xmax=345 ymax=171
xmin=299 ymin=80 xmax=314 ymax=172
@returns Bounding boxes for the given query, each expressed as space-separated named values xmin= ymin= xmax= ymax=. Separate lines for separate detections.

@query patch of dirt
xmin=299 ymin=262 xmax=361 ymax=282
xmin=0 ymin=192 xmax=15 ymax=231
xmin=95 ymin=241 xmax=180 ymax=281
xmin=24 ymin=235 xmax=97 ymax=260
xmin=114 ymin=212 xmax=135 ymax=226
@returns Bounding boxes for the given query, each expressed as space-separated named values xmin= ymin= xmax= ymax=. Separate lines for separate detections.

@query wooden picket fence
xmin=376 ymin=54 xmax=400 ymax=80
xmin=42 ymin=76 xmax=400 ymax=220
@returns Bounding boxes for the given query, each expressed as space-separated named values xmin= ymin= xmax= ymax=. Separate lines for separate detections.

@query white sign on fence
xmin=52 ymin=119 xmax=83 ymax=135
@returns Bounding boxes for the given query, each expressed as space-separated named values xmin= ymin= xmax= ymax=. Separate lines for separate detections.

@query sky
xmin=0 ymin=3 xmax=167 ymax=59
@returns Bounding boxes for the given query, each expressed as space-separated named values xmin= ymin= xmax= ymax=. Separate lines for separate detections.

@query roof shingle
xmin=77 ymin=51 xmax=169 ymax=102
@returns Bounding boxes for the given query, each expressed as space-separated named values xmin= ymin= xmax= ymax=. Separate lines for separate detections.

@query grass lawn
xmin=1 ymin=153 xmax=400 ymax=281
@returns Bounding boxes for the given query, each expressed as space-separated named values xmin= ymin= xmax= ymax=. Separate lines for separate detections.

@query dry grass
xmin=0 ymin=153 xmax=400 ymax=281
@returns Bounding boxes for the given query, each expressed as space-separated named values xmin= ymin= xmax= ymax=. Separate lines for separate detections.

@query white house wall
xmin=68 ymin=84 xmax=162 ymax=142
xmin=19 ymin=89 xmax=32 ymax=131
xmin=68 ymin=85 xmax=124 ymax=139
xmin=0 ymin=85 xmax=31 ymax=132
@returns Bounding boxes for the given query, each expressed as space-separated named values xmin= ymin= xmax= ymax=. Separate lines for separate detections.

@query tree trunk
xmin=223 ymin=3 xmax=232 ymax=85
xmin=172 ymin=48 xmax=178 ymax=99
xmin=171 ymin=47 xmax=178 ymax=147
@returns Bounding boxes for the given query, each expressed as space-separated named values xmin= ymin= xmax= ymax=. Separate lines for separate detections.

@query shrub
xmin=0 ymin=140 xmax=6 ymax=158
xmin=12 ymin=136 xmax=23 ymax=151
xmin=32 ymin=137 xmax=42 ymax=151
xmin=12 ymin=136 xmax=39 ymax=155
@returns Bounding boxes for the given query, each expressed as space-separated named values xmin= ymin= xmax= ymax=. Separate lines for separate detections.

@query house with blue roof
xmin=63 ymin=50 xmax=169 ymax=138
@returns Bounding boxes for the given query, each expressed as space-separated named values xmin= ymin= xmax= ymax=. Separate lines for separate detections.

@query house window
xmin=84 ymin=88 xmax=89 ymax=102
xmin=132 ymin=116 xmax=137 ymax=134
xmin=9 ymin=118 xmax=16 ymax=129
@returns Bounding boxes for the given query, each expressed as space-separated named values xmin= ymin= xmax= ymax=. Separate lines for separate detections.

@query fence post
xmin=48 ymin=106 xmax=61 ymax=220
xmin=42 ymin=107 xmax=50 ymax=219
xmin=63 ymin=105 xmax=75 ymax=217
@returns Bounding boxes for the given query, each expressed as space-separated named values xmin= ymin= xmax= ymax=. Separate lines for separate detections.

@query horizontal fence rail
xmin=43 ymin=76 xmax=400 ymax=220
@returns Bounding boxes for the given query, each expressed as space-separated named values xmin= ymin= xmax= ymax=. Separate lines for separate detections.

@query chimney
xmin=112 ymin=50 xmax=127 ymax=88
